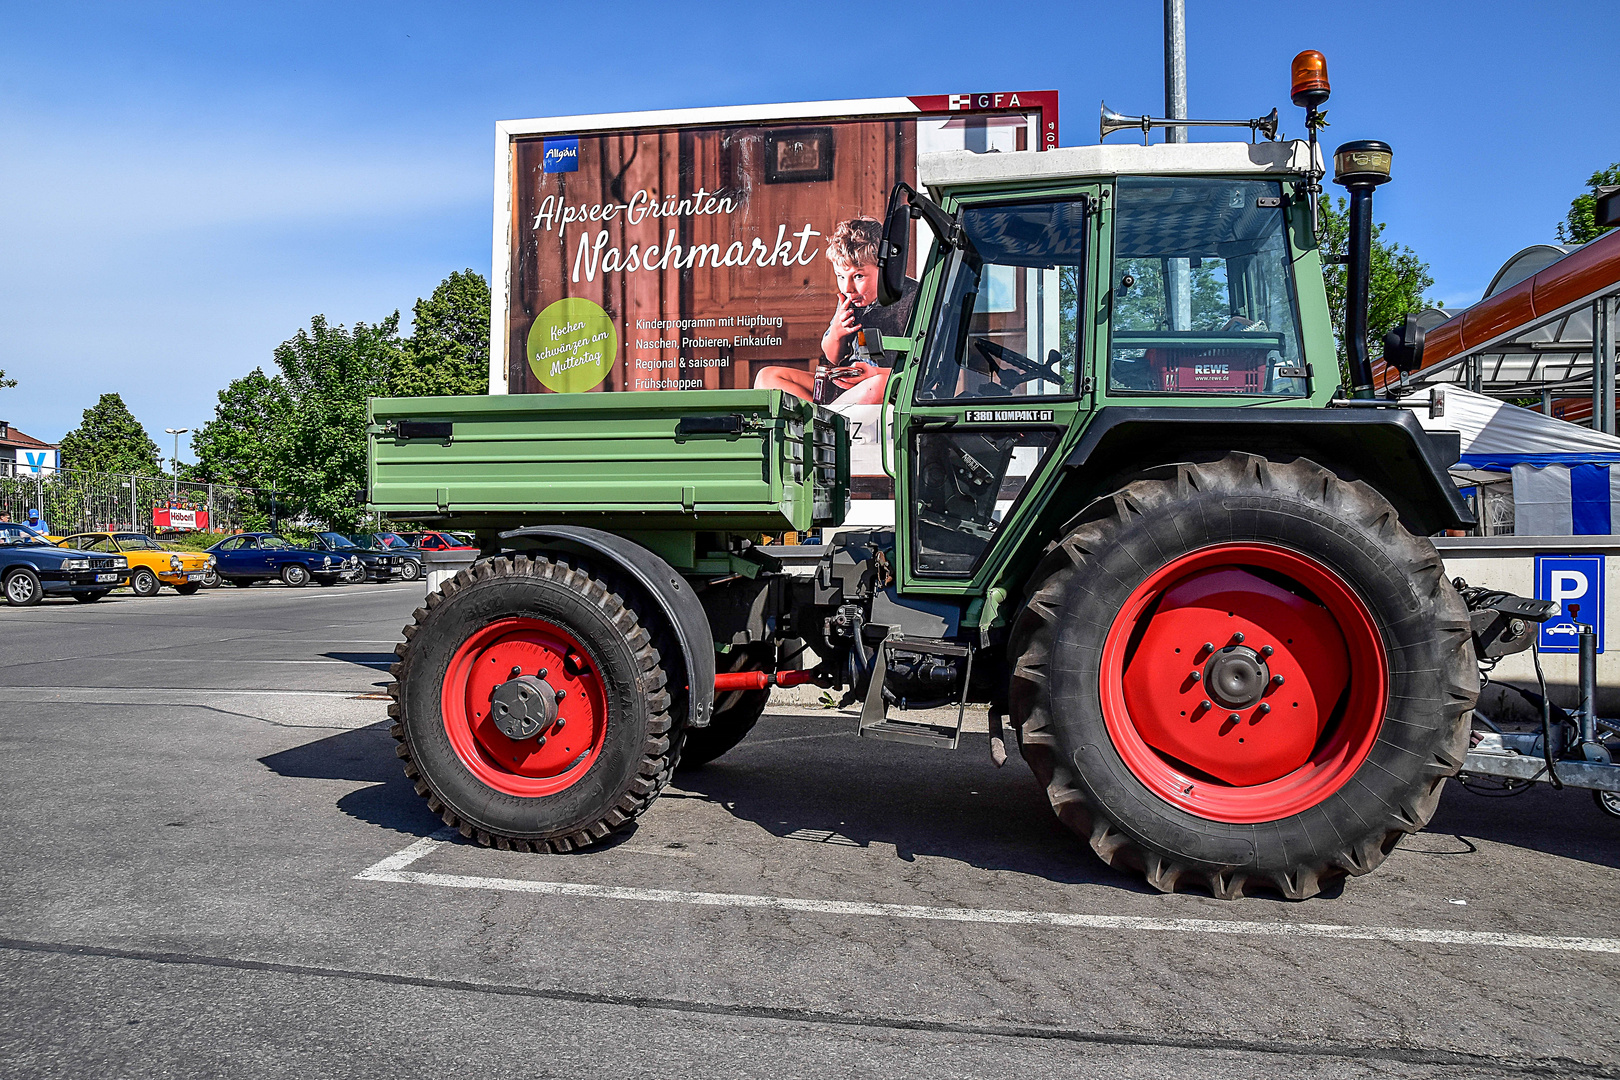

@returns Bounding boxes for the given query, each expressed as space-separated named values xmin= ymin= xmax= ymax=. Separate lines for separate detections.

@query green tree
xmin=1317 ymin=195 xmax=1437 ymax=387
xmin=192 ymin=367 xmax=291 ymax=491
xmin=390 ymin=269 xmax=491 ymax=397
xmin=59 ymin=393 xmax=162 ymax=474
xmin=1556 ymin=162 xmax=1620 ymax=245
xmin=0 ymin=370 xmax=15 ymax=389
xmin=277 ymin=313 xmax=399 ymax=531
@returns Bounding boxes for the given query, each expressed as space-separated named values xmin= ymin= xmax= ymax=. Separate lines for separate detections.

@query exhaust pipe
xmin=1333 ymin=140 xmax=1392 ymax=399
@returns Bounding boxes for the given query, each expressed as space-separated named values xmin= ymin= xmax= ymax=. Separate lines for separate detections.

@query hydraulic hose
xmin=1531 ymin=641 xmax=1562 ymax=790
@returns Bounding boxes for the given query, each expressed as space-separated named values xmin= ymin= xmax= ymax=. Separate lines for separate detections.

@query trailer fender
xmin=1062 ymin=407 xmax=1473 ymax=535
xmin=498 ymin=525 xmax=716 ymax=729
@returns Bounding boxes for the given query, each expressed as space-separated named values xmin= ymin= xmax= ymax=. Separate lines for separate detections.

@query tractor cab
xmin=878 ymin=140 xmax=1335 ymax=598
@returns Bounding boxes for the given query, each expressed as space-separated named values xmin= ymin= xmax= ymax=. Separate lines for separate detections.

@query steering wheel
xmin=972 ymin=339 xmax=1062 ymax=387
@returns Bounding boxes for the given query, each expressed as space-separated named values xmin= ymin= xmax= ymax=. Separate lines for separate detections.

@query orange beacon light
xmin=1290 ymin=50 xmax=1331 ymax=109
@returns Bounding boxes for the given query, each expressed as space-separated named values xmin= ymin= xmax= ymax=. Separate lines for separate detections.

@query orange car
xmin=56 ymin=532 xmax=214 ymax=596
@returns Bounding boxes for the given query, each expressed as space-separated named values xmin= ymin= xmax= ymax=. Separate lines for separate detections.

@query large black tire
xmin=74 ymin=590 xmax=109 ymax=603
xmin=5 ymin=568 xmax=42 ymax=606
xmin=388 ymin=554 xmax=679 ymax=851
xmin=679 ymin=646 xmax=774 ymax=768
xmin=174 ymin=582 xmax=202 ymax=596
xmin=1008 ymin=454 xmax=1477 ymax=899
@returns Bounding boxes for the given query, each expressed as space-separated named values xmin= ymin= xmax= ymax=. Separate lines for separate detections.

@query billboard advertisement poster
xmin=492 ymin=93 xmax=1058 ymax=506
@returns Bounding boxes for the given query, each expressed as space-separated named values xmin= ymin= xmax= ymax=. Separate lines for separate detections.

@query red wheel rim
xmin=441 ymin=617 xmax=608 ymax=797
xmin=1098 ymin=544 xmax=1387 ymax=823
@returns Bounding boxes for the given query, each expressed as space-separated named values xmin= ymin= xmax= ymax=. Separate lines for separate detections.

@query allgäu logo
xmin=543 ymin=137 xmax=579 ymax=173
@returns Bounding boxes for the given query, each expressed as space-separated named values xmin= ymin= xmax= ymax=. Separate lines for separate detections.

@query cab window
xmin=1108 ymin=177 xmax=1307 ymax=397
xmin=915 ymin=199 xmax=1087 ymax=403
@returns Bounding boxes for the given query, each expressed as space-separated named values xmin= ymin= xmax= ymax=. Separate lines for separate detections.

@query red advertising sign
xmin=153 ymin=507 xmax=208 ymax=531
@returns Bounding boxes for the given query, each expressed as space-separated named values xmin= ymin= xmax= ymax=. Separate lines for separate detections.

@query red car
xmin=402 ymin=531 xmax=476 ymax=552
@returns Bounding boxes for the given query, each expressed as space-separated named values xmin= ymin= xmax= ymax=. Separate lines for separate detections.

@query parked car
xmin=208 ymin=532 xmax=357 ymax=588
xmin=308 ymin=531 xmax=398 ymax=583
xmin=353 ymin=532 xmax=422 ymax=581
xmin=399 ymin=530 xmax=476 ymax=552
xmin=0 ymin=524 xmax=129 ymax=605
xmin=56 ymin=532 xmax=214 ymax=596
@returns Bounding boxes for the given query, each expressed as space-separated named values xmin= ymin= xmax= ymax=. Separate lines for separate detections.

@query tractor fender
xmin=1063 ymin=407 xmax=1473 ymax=535
xmin=498 ymin=525 xmax=716 ymax=729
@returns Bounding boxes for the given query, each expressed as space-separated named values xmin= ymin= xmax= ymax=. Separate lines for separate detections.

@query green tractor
xmin=369 ymin=69 xmax=1503 ymax=899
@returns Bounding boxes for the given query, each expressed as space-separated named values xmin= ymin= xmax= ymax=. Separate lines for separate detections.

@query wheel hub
xmin=1205 ymin=645 xmax=1270 ymax=708
xmin=440 ymin=617 xmax=608 ymax=796
xmin=1116 ymin=563 xmax=1351 ymax=788
xmin=489 ymin=672 xmax=561 ymax=741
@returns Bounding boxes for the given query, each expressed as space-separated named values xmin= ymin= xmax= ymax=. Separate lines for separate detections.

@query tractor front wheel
xmin=1008 ymin=454 xmax=1476 ymax=899
xmin=389 ymin=554 xmax=679 ymax=851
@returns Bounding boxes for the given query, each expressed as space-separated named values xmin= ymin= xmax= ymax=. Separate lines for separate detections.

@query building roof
xmin=1377 ymin=228 xmax=1620 ymax=401
xmin=0 ymin=424 xmax=58 ymax=452
xmin=920 ymin=139 xmax=1320 ymax=191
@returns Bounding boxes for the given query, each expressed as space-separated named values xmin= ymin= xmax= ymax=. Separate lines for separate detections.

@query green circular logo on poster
xmin=527 ymin=298 xmax=617 ymax=393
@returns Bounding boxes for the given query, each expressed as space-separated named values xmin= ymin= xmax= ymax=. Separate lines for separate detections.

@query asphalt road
xmin=2 ymin=582 xmax=1618 ymax=1078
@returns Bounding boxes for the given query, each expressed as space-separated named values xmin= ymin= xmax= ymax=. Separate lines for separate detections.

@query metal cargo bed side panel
xmin=367 ymin=390 xmax=841 ymax=531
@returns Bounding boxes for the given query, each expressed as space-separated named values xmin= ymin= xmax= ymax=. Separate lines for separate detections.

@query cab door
xmin=892 ymin=189 xmax=1103 ymax=597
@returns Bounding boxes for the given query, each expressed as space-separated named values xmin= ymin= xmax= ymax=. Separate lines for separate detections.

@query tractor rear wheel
xmin=388 ymin=554 xmax=679 ymax=851
xmin=1008 ymin=454 xmax=1477 ymax=899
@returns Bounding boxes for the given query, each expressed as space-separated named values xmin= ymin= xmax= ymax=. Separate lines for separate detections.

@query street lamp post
xmin=164 ymin=428 xmax=188 ymax=503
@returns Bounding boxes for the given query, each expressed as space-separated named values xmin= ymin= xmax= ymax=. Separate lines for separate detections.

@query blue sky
xmin=2 ymin=0 xmax=1615 ymax=459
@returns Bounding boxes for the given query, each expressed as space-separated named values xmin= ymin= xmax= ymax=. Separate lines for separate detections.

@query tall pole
xmin=1163 ymin=0 xmax=1191 ymax=330
xmin=1601 ymin=295 xmax=1616 ymax=436
xmin=1163 ymin=0 xmax=1187 ymax=144
xmin=165 ymin=427 xmax=188 ymax=503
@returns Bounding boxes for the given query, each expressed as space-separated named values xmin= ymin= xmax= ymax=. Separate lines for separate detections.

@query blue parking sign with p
xmin=1535 ymin=554 xmax=1604 ymax=653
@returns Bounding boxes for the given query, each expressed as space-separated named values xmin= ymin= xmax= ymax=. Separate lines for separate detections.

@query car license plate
xmin=186 ymin=573 xmax=204 ymax=581
xmin=96 ymin=573 xmax=119 ymax=583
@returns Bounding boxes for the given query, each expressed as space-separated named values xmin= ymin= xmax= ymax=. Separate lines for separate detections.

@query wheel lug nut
xmin=1231 ymin=632 xmax=1244 ymax=644
xmin=1257 ymin=703 xmax=1271 ymax=715
xmin=1189 ymin=670 xmax=1201 ymax=681
xmin=1271 ymin=674 xmax=1285 ymax=686
xmin=1227 ymin=713 xmax=1241 ymax=723
xmin=1260 ymin=645 xmax=1273 ymax=657
xmin=538 ymin=668 xmax=548 ymax=679
xmin=509 ymin=666 xmax=522 ymax=679
xmin=1200 ymin=700 xmax=1211 ymax=711
xmin=555 ymin=689 xmax=567 ymax=701
xmin=554 ymin=718 xmax=565 ymax=730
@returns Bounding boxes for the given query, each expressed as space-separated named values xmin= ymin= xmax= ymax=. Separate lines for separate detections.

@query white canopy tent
xmin=1402 ymin=385 xmax=1620 ymax=535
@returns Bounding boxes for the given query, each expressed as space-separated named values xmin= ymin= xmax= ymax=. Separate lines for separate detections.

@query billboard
xmin=490 ymin=93 xmax=1058 ymax=502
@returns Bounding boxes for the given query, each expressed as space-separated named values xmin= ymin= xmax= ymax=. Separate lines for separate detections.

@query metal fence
xmin=0 ymin=468 xmax=262 ymax=535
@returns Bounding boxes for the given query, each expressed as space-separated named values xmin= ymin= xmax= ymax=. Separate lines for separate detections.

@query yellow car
xmin=56 ymin=532 xmax=215 ymax=596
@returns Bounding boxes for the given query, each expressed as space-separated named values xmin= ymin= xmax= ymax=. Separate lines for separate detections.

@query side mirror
xmin=1383 ymin=313 xmax=1425 ymax=374
xmin=877 ymin=191 xmax=911 ymax=307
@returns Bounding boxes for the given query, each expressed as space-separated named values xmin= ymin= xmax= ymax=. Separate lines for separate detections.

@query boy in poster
xmin=754 ymin=218 xmax=916 ymax=407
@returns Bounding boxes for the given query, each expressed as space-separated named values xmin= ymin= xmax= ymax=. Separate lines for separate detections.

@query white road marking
xmin=6 ymin=686 xmax=383 ymax=699
xmin=355 ymin=836 xmax=1620 ymax=955
xmin=34 ymin=658 xmax=391 ymax=667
